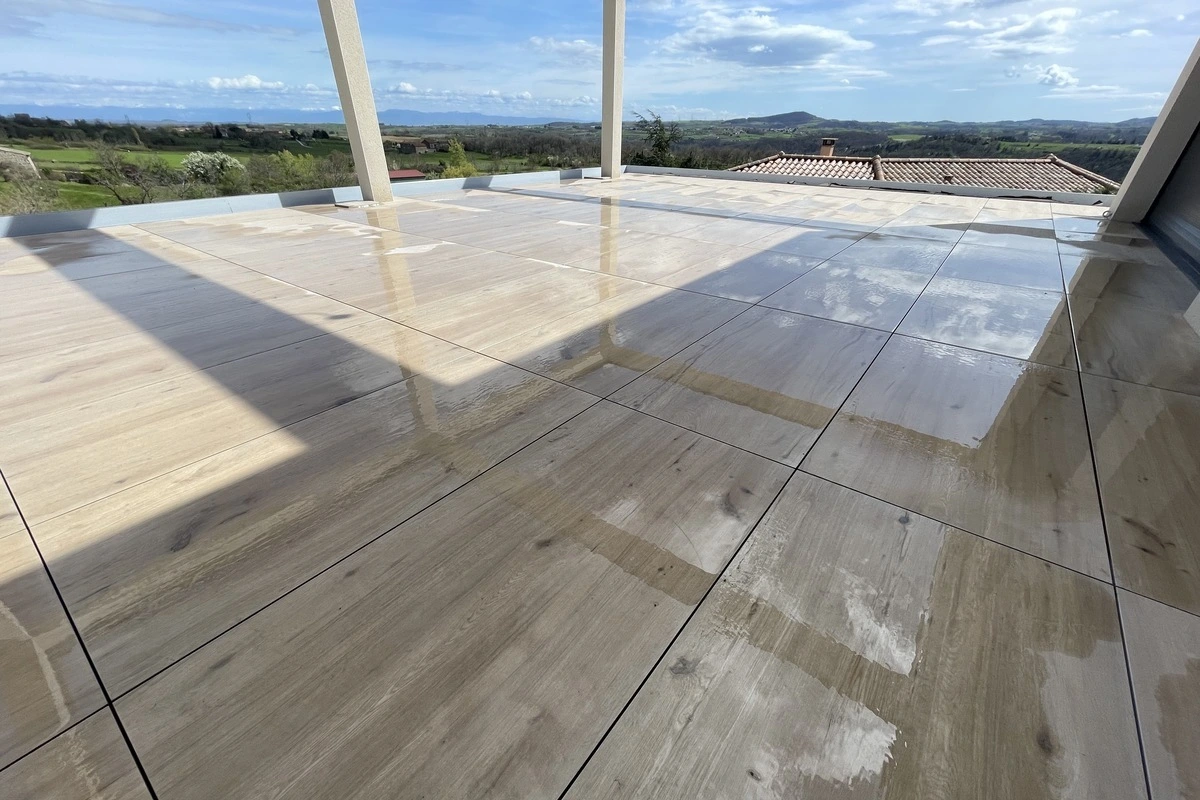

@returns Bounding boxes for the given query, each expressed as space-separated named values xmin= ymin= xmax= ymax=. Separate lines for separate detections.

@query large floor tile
xmin=659 ymin=246 xmax=822 ymax=303
xmin=480 ymin=286 xmax=747 ymax=397
xmin=827 ymin=232 xmax=954 ymax=272
xmin=0 ymin=225 xmax=210 ymax=287
xmin=1063 ymin=254 xmax=1199 ymax=310
xmin=936 ymin=242 xmax=1064 ymax=291
xmin=804 ymin=336 xmax=1110 ymax=578
xmin=1058 ymin=233 xmax=1173 ymax=267
xmin=0 ymin=318 xmax=474 ymax=522
xmin=959 ymin=223 xmax=1060 ymax=253
xmin=116 ymin=402 xmax=790 ymax=800
xmin=761 ymin=261 xmax=929 ymax=331
xmin=0 ymin=525 xmax=105 ymax=768
xmin=755 ymin=225 xmax=865 ymax=259
xmin=566 ymin=230 xmax=733 ymax=283
xmin=1072 ymin=293 xmax=1200 ymax=396
xmin=898 ymin=276 xmax=1075 ymax=368
xmin=0 ymin=710 xmax=151 ymax=800
xmin=612 ymin=308 xmax=886 ymax=464
xmin=36 ymin=352 xmax=593 ymax=695
xmin=566 ymin=474 xmax=1146 ymax=800
xmin=1084 ymin=375 xmax=1200 ymax=614
xmin=1119 ymin=590 xmax=1200 ymax=800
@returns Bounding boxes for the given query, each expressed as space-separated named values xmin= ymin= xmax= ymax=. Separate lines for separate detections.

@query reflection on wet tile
xmin=613 ymin=308 xmax=886 ymax=464
xmin=829 ymin=232 xmax=954 ymax=272
xmin=0 ymin=710 xmax=151 ymax=800
xmin=117 ymin=402 xmax=790 ymax=800
xmin=1072 ymin=293 xmax=1200 ymax=396
xmin=804 ymin=336 xmax=1109 ymax=578
xmin=566 ymin=473 xmax=1145 ymax=800
xmin=898 ymin=276 xmax=1075 ymax=367
xmin=1059 ymin=234 xmax=1173 ymax=267
xmin=480 ymin=287 xmax=747 ymax=397
xmin=1063 ymin=254 xmax=1199 ymax=311
xmin=1 ymin=319 xmax=487 ymax=522
xmin=1120 ymin=590 xmax=1200 ymax=800
xmin=0 ymin=527 xmax=104 ymax=768
xmin=660 ymin=247 xmax=822 ymax=302
xmin=761 ymin=261 xmax=928 ymax=331
xmin=1084 ymin=376 xmax=1200 ymax=614
xmin=754 ymin=225 xmax=864 ymax=259
xmin=937 ymin=242 xmax=1064 ymax=291
xmin=37 ymin=352 xmax=594 ymax=695
xmin=960 ymin=223 xmax=1060 ymax=253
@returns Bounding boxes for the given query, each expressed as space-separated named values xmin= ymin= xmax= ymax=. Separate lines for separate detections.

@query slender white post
xmin=601 ymin=0 xmax=626 ymax=179
xmin=1110 ymin=38 xmax=1200 ymax=223
xmin=317 ymin=0 xmax=392 ymax=202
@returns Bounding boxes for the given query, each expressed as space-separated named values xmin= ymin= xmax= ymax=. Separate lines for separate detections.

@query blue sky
xmin=1 ymin=0 xmax=1196 ymax=122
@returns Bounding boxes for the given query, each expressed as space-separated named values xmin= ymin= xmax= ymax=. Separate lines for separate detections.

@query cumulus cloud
xmin=663 ymin=9 xmax=872 ymax=68
xmin=206 ymin=75 xmax=285 ymax=90
xmin=895 ymin=0 xmax=975 ymax=16
xmin=976 ymin=8 xmax=1079 ymax=57
xmin=945 ymin=19 xmax=985 ymax=30
xmin=529 ymin=36 xmax=602 ymax=66
xmin=1035 ymin=63 xmax=1078 ymax=87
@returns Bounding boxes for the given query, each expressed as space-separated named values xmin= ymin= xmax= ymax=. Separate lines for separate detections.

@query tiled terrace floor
xmin=1 ymin=173 xmax=1198 ymax=799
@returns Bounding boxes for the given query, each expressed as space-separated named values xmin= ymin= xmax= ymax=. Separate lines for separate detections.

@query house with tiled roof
xmin=731 ymin=138 xmax=1120 ymax=194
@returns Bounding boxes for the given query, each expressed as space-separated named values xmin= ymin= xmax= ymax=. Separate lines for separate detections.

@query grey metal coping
xmin=2 ymin=162 xmax=1112 ymax=237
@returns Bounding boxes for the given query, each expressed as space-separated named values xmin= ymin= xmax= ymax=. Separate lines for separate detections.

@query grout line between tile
xmin=0 ymin=470 xmax=161 ymax=800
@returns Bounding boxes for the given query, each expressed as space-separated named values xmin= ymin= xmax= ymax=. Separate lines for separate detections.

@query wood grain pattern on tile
xmin=1084 ymin=375 xmax=1200 ymax=614
xmin=117 ymin=402 xmax=790 ymax=800
xmin=0 ymin=528 xmax=104 ymax=768
xmin=612 ymin=307 xmax=886 ymax=464
xmin=567 ymin=473 xmax=1145 ymax=800
xmin=0 ymin=711 xmax=151 ymax=800
xmin=1119 ymin=590 xmax=1200 ymax=800
xmin=804 ymin=336 xmax=1109 ymax=578
xmin=37 ymin=352 xmax=594 ymax=695
xmin=761 ymin=261 xmax=929 ymax=331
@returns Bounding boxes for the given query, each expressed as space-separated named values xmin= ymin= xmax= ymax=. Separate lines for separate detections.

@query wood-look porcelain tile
xmin=804 ymin=336 xmax=1110 ymax=578
xmin=1058 ymin=234 xmax=1172 ymax=267
xmin=1071 ymin=293 xmax=1200 ymax=396
xmin=0 ymin=526 xmax=105 ymax=768
xmin=116 ymin=402 xmax=790 ymax=800
xmin=1083 ymin=375 xmax=1200 ymax=614
xmin=754 ymin=224 xmax=864 ymax=259
xmin=36 ymin=348 xmax=593 ymax=695
xmin=761 ymin=261 xmax=929 ymax=331
xmin=659 ymin=247 xmax=822 ymax=302
xmin=612 ymin=308 xmax=886 ymax=464
xmin=479 ymin=286 xmax=747 ymax=397
xmin=960 ymin=223 xmax=1060 ymax=253
xmin=1119 ymin=590 xmax=1200 ymax=800
xmin=0 ymin=318 xmax=475 ymax=523
xmin=0 ymin=711 xmax=151 ymax=800
xmin=565 ymin=230 xmax=733 ymax=283
xmin=827 ymin=232 xmax=954 ymax=272
xmin=936 ymin=242 xmax=1064 ymax=291
xmin=1063 ymin=253 xmax=1199 ymax=312
xmin=567 ymin=473 xmax=1146 ymax=800
xmin=898 ymin=276 xmax=1075 ymax=368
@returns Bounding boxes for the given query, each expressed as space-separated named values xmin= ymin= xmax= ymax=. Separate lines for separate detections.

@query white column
xmin=317 ymin=0 xmax=392 ymax=202
xmin=601 ymin=0 xmax=626 ymax=179
xmin=1110 ymin=38 xmax=1200 ymax=223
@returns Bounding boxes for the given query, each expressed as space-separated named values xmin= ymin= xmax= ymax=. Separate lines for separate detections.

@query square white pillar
xmin=601 ymin=0 xmax=626 ymax=179
xmin=318 ymin=0 xmax=393 ymax=202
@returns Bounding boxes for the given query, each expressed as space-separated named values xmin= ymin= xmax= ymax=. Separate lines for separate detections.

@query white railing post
xmin=317 ymin=0 xmax=393 ymax=202
xmin=601 ymin=0 xmax=626 ymax=179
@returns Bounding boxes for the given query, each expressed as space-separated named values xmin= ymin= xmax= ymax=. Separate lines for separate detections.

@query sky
xmin=1 ymin=0 xmax=1197 ymax=122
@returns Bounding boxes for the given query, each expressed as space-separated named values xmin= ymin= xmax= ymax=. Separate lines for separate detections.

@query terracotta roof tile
xmin=731 ymin=153 xmax=1119 ymax=193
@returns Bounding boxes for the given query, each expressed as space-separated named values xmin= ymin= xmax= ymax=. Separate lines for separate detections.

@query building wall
xmin=1147 ymin=127 xmax=1200 ymax=267
xmin=0 ymin=146 xmax=39 ymax=179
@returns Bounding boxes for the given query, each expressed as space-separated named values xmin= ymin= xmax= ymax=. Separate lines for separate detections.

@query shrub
xmin=181 ymin=151 xmax=245 ymax=184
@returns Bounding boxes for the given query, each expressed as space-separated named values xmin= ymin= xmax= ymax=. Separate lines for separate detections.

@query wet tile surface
xmin=1120 ymin=591 xmax=1200 ymax=800
xmin=0 ymin=175 xmax=1183 ymax=797
xmin=804 ymin=336 xmax=1109 ymax=578
xmin=567 ymin=473 xmax=1146 ymax=800
xmin=612 ymin=308 xmax=886 ymax=464
xmin=898 ymin=276 xmax=1075 ymax=367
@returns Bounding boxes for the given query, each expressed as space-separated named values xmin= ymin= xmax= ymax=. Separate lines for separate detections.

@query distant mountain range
xmin=0 ymin=104 xmax=1157 ymax=129
xmin=0 ymin=104 xmax=581 ymax=126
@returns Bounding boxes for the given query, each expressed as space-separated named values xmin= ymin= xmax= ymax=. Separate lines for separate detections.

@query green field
xmin=0 ymin=179 xmax=118 ymax=210
xmin=888 ymin=134 xmax=924 ymax=142
xmin=18 ymin=147 xmax=240 ymax=170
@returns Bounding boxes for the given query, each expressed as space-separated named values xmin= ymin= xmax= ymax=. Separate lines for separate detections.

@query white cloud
xmin=5 ymin=0 xmax=294 ymax=37
xmin=1035 ymin=63 xmax=1078 ymax=87
xmin=1043 ymin=84 xmax=1167 ymax=101
xmin=206 ymin=75 xmax=285 ymax=90
xmin=528 ymin=36 xmax=601 ymax=66
xmin=663 ymin=9 xmax=872 ymax=68
xmin=922 ymin=35 xmax=963 ymax=46
xmin=895 ymin=0 xmax=975 ymax=16
xmin=1127 ymin=28 xmax=1151 ymax=37
xmin=976 ymin=8 xmax=1079 ymax=57
xmin=945 ymin=19 xmax=986 ymax=30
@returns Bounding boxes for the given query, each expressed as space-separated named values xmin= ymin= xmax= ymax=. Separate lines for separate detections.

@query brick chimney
xmin=819 ymin=137 xmax=837 ymax=157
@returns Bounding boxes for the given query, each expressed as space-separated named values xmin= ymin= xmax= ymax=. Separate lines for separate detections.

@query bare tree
xmin=93 ymin=143 xmax=178 ymax=205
